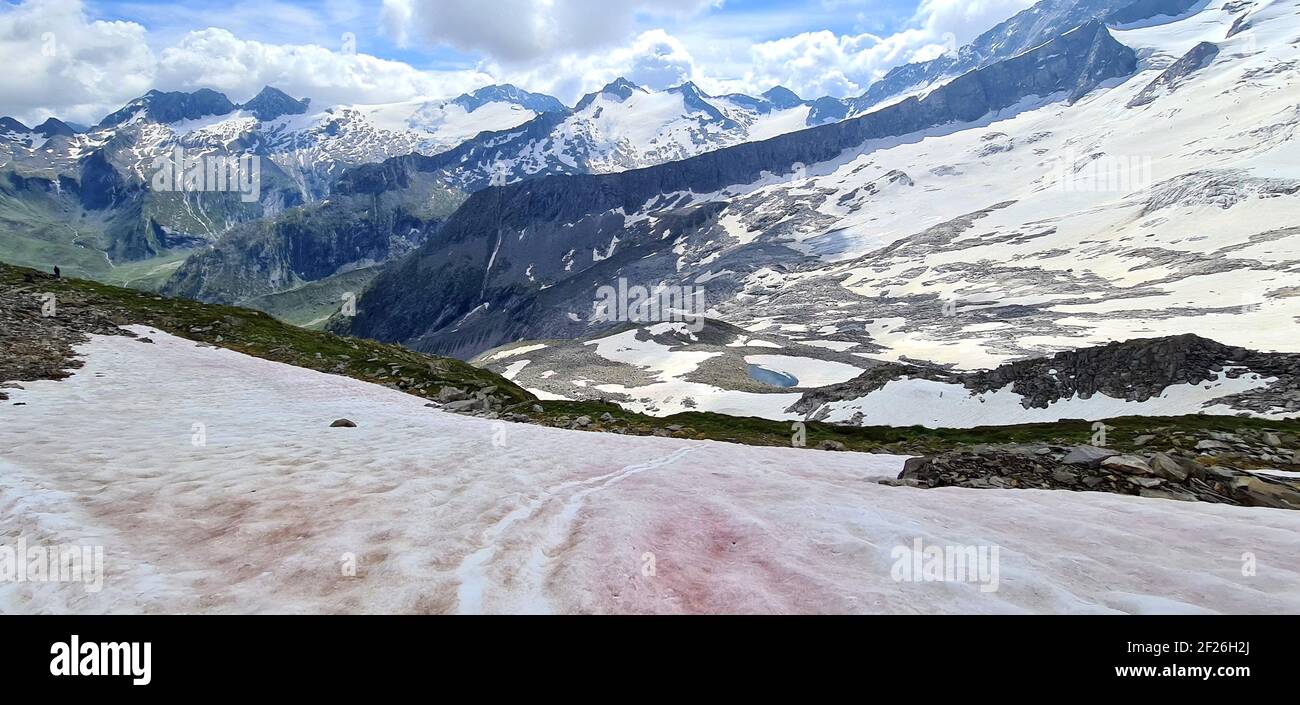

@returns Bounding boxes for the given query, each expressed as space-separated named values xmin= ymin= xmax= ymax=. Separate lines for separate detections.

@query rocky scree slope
xmin=891 ymin=426 xmax=1300 ymax=510
xmin=792 ymin=334 xmax=1300 ymax=419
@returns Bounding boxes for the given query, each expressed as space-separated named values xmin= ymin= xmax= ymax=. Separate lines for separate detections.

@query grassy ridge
xmin=242 ymin=267 xmax=381 ymax=329
xmin=1 ymin=262 xmax=533 ymax=405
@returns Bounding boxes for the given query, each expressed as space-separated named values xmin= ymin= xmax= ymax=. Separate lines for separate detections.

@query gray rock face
xmin=437 ymin=386 xmax=469 ymax=403
xmin=855 ymin=0 xmax=1143 ymax=112
xmin=341 ymin=22 xmax=1138 ymax=358
xmin=1127 ymin=41 xmax=1220 ymax=108
xmin=1105 ymin=0 xmax=1201 ymax=25
xmin=161 ymin=181 xmax=465 ymax=305
xmin=97 ymin=89 xmax=236 ymax=128
xmin=33 ymin=118 xmax=76 ymax=138
xmin=1064 ymin=445 xmax=1120 ymax=465
xmin=791 ymin=333 xmax=1300 ymax=420
xmin=1101 ymin=454 xmax=1150 ymax=474
xmin=1148 ymin=453 xmax=1191 ymax=481
xmin=895 ymin=445 xmax=1300 ymax=509
xmin=241 ymin=86 xmax=310 ymax=121
xmin=441 ymin=399 xmax=484 ymax=413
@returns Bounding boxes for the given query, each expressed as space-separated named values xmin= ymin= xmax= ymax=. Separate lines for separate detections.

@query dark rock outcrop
xmin=450 ymin=84 xmax=566 ymax=114
xmin=98 ymin=89 xmax=237 ymax=128
xmin=855 ymin=0 xmax=1137 ymax=111
xmin=0 ymin=116 xmax=30 ymax=134
xmin=33 ymin=117 xmax=77 ymax=138
xmin=1105 ymin=0 xmax=1202 ymax=25
xmin=1127 ymin=41 xmax=1219 ymax=107
xmin=241 ymin=86 xmax=310 ymax=121
xmin=792 ymin=334 xmax=1300 ymax=418
xmin=891 ymin=439 xmax=1300 ymax=510
xmin=162 ymin=181 xmax=466 ymax=304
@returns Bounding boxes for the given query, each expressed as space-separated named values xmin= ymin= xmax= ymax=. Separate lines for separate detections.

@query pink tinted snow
xmin=1 ymin=328 xmax=1298 ymax=614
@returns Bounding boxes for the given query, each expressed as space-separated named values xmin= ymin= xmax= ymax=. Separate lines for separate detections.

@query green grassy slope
xmin=242 ymin=266 xmax=381 ymax=329
xmin=0 ymin=261 xmax=533 ymax=405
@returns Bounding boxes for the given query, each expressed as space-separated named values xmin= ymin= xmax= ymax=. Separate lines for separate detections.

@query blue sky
xmin=1 ymin=0 xmax=1036 ymax=124
xmin=86 ymin=0 xmax=917 ymax=62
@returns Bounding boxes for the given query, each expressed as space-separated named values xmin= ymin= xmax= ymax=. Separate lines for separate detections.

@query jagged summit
xmin=97 ymin=88 xmax=237 ymax=128
xmin=668 ymin=81 xmax=734 ymax=124
xmin=574 ymin=77 xmax=644 ymax=110
xmin=33 ymin=117 xmax=76 ymax=138
xmin=241 ymin=86 xmax=310 ymax=121
xmin=0 ymin=116 xmax=31 ymax=133
xmin=761 ymin=86 xmax=804 ymax=109
xmin=451 ymin=84 xmax=566 ymax=114
xmin=854 ymin=0 xmax=1141 ymax=111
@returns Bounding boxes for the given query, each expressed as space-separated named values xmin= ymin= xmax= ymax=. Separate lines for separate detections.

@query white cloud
xmin=381 ymin=0 xmax=716 ymax=64
xmin=154 ymin=29 xmax=492 ymax=107
xmin=493 ymin=29 xmax=700 ymax=104
xmin=731 ymin=0 xmax=1034 ymax=99
xmin=916 ymin=0 xmax=1036 ymax=47
xmin=0 ymin=0 xmax=1041 ymax=126
xmin=0 ymin=0 xmax=155 ymax=125
xmin=0 ymin=0 xmax=494 ymax=125
xmin=740 ymin=27 xmax=933 ymax=98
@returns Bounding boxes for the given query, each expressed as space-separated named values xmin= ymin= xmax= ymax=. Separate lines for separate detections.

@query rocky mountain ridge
xmin=338 ymin=20 xmax=1139 ymax=358
xmin=792 ymin=334 xmax=1300 ymax=420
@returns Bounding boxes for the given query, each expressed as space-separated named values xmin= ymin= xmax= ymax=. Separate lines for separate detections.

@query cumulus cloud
xmin=916 ymin=0 xmax=1037 ymax=47
xmin=1 ymin=0 xmax=1041 ymax=125
xmin=492 ymin=29 xmax=699 ymax=104
xmin=381 ymin=0 xmax=716 ymax=64
xmin=0 ymin=0 xmax=493 ymax=125
xmin=0 ymin=0 xmax=155 ymax=125
xmin=735 ymin=0 xmax=1034 ymax=98
xmin=154 ymin=29 xmax=492 ymax=107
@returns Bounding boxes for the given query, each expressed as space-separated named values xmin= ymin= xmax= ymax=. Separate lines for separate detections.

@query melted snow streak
xmin=2 ymin=329 xmax=1299 ymax=614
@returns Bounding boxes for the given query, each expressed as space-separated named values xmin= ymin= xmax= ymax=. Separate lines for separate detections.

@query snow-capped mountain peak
xmin=450 ymin=84 xmax=567 ymax=115
xmin=760 ymin=86 xmax=805 ymax=110
xmin=32 ymin=117 xmax=77 ymax=138
xmin=241 ymin=86 xmax=311 ymax=122
xmin=96 ymin=88 xmax=238 ymax=129
xmin=574 ymin=77 xmax=648 ymax=111
xmin=0 ymin=116 xmax=31 ymax=134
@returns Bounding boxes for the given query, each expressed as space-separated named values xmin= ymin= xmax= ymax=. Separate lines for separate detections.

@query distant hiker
xmin=53 ymin=265 xmax=61 ymax=278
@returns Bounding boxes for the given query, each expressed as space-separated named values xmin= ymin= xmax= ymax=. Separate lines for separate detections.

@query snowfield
xmin=3 ymin=328 xmax=1299 ymax=614
xmin=624 ymin=0 xmax=1300 ymax=367
xmin=817 ymin=369 xmax=1285 ymax=428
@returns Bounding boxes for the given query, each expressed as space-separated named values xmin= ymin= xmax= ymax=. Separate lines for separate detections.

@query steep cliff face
xmin=1105 ymin=0 xmax=1202 ymax=25
xmin=854 ymin=0 xmax=1142 ymax=111
xmin=339 ymin=22 xmax=1139 ymax=359
xmin=162 ymin=179 xmax=465 ymax=305
xmin=97 ymin=89 xmax=238 ymax=128
xmin=240 ymin=86 xmax=310 ymax=121
xmin=1127 ymin=41 xmax=1220 ymax=107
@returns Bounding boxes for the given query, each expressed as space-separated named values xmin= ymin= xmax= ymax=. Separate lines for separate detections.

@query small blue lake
xmin=747 ymin=364 xmax=799 ymax=388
